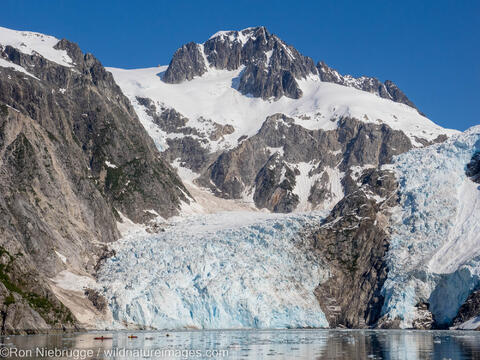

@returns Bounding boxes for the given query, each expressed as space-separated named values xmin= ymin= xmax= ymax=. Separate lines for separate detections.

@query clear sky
xmin=1 ymin=0 xmax=478 ymax=131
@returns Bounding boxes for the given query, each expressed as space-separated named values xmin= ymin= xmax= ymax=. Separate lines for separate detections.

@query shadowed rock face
xmin=163 ymin=27 xmax=318 ymax=100
xmin=163 ymin=42 xmax=207 ymax=83
xmin=311 ymin=168 xmax=398 ymax=328
xmin=466 ymin=152 xmax=480 ymax=183
xmin=0 ymin=39 xmax=188 ymax=332
xmin=317 ymin=61 xmax=421 ymax=113
xmin=452 ymin=289 xmax=480 ymax=329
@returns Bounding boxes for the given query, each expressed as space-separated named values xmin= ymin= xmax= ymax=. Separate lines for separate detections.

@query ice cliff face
xmin=380 ymin=126 xmax=480 ymax=328
xmin=97 ymin=212 xmax=329 ymax=329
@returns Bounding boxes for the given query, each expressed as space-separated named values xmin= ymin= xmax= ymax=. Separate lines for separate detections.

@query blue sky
xmin=1 ymin=0 xmax=478 ymax=131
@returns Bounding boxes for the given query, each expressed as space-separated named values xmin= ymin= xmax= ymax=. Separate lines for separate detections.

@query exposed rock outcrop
xmin=311 ymin=168 xmax=398 ymax=328
xmin=452 ymin=289 xmax=480 ymax=330
xmin=412 ymin=302 xmax=436 ymax=330
xmin=0 ymin=246 xmax=74 ymax=334
xmin=466 ymin=151 xmax=480 ymax=183
xmin=163 ymin=42 xmax=207 ymax=83
xmin=199 ymin=114 xmax=411 ymax=212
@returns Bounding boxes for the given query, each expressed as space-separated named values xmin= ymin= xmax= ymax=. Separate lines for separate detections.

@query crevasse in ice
xmin=97 ymin=211 xmax=329 ymax=329
xmin=381 ymin=126 xmax=480 ymax=327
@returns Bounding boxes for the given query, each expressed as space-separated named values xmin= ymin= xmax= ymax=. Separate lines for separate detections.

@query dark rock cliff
xmin=452 ymin=289 xmax=480 ymax=330
xmin=466 ymin=152 xmax=480 ymax=183
xmin=311 ymin=168 xmax=398 ymax=328
xmin=163 ymin=42 xmax=207 ymax=83
xmin=0 ymin=39 xmax=188 ymax=332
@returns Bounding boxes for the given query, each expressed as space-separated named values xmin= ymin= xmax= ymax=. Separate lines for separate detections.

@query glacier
xmin=97 ymin=211 xmax=330 ymax=329
xmin=381 ymin=125 xmax=480 ymax=327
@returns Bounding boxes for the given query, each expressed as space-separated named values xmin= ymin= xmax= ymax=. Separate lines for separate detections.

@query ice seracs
xmin=380 ymin=125 xmax=480 ymax=327
xmin=98 ymin=211 xmax=329 ymax=330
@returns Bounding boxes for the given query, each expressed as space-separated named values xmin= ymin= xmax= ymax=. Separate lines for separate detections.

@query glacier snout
xmin=97 ymin=212 xmax=329 ymax=329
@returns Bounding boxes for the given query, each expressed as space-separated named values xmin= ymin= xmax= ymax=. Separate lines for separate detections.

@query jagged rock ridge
xmin=452 ymin=289 xmax=480 ymax=330
xmin=197 ymin=114 xmax=412 ymax=212
xmin=317 ymin=61 xmax=421 ymax=112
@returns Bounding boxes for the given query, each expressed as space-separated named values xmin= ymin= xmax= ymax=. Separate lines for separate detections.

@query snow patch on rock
xmin=0 ymin=58 xmax=39 ymax=79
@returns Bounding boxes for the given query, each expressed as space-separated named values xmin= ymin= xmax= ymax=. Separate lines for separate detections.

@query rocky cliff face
xmin=198 ymin=115 xmax=411 ymax=212
xmin=311 ymin=168 xmax=397 ymax=328
xmin=163 ymin=42 xmax=208 ymax=83
xmin=466 ymin=151 xmax=480 ymax=183
xmin=0 ymin=30 xmax=188 ymax=333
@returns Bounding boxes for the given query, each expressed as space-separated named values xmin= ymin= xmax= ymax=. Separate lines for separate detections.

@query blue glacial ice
xmin=97 ymin=211 xmax=329 ymax=329
xmin=381 ymin=126 xmax=480 ymax=327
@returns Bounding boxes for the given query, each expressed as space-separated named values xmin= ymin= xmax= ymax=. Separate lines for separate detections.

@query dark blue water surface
xmin=1 ymin=329 xmax=480 ymax=359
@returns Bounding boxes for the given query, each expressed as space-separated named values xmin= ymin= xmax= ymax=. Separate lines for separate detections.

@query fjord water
xmin=2 ymin=330 xmax=480 ymax=359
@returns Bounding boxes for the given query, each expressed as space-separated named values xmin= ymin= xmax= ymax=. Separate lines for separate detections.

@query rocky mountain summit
xmin=164 ymin=26 xmax=317 ymax=99
xmin=163 ymin=26 xmax=420 ymax=112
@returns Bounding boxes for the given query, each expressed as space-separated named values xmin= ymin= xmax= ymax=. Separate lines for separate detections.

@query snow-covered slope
xmin=98 ymin=211 xmax=329 ymax=329
xmin=0 ymin=26 xmax=74 ymax=68
xmin=380 ymin=126 xmax=480 ymax=327
xmin=109 ymin=65 xmax=454 ymax=151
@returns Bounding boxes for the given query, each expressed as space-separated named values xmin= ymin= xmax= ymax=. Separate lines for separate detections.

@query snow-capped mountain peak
xmin=163 ymin=26 xmax=317 ymax=100
xmin=208 ymin=26 xmax=267 ymax=43
xmin=109 ymin=26 xmax=457 ymax=214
